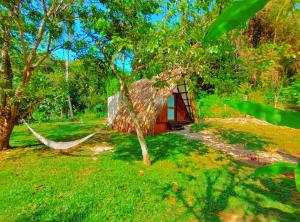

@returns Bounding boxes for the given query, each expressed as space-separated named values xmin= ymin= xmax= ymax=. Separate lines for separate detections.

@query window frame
xmin=167 ymin=95 xmax=175 ymax=121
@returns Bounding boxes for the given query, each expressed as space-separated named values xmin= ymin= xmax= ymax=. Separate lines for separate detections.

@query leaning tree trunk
xmin=120 ymin=82 xmax=151 ymax=165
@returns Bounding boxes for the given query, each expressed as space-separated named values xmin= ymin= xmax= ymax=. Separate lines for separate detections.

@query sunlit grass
xmin=0 ymin=118 xmax=299 ymax=221
xmin=206 ymin=119 xmax=300 ymax=157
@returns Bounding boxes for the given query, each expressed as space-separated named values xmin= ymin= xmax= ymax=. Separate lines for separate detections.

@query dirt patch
xmin=89 ymin=142 xmax=114 ymax=157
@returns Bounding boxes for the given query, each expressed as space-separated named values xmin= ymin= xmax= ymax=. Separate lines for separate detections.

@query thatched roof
xmin=111 ymin=67 xmax=188 ymax=135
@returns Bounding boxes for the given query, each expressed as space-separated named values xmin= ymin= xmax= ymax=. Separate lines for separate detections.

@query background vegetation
xmin=15 ymin=0 xmax=298 ymax=123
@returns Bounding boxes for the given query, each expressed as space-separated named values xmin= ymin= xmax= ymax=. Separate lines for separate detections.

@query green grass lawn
xmin=0 ymin=119 xmax=300 ymax=221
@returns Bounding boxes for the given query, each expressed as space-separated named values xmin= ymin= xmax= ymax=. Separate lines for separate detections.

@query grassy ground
xmin=0 ymin=118 xmax=300 ymax=221
xmin=204 ymin=119 xmax=300 ymax=157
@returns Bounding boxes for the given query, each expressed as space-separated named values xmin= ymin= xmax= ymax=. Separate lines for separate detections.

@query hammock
xmin=23 ymin=120 xmax=96 ymax=150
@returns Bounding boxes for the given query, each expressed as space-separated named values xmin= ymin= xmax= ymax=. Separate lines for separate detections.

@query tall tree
xmin=0 ymin=0 xmax=72 ymax=149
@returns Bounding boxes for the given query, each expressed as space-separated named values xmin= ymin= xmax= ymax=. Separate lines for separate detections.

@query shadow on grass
xmin=235 ymin=176 xmax=300 ymax=222
xmin=110 ymin=133 xmax=209 ymax=164
xmin=15 ymin=199 xmax=93 ymax=222
xmin=159 ymin=164 xmax=300 ymax=222
xmin=217 ymin=129 xmax=273 ymax=151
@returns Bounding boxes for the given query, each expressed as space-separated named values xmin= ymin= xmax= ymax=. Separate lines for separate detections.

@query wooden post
xmin=243 ymin=95 xmax=249 ymax=118
xmin=190 ymin=91 xmax=199 ymax=124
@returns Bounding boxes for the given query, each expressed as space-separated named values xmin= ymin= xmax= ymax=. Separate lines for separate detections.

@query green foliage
xmin=35 ymin=77 xmax=68 ymax=120
xmin=196 ymin=95 xmax=242 ymax=118
xmin=282 ymin=76 xmax=300 ymax=106
xmin=24 ymin=60 xmax=68 ymax=121
xmin=253 ymin=160 xmax=300 ymax=193
xmin=238 ymin=83 xmax=252 ymax=95
xmin=30 ymin=57 xmax=114 ymax=121
xmin=254 ymin=162 xmax=296 ymax=177
xmin=227 ymin=101 xmax=300 ymax=128
xmin=296 ymin=160 xmax=300 ymax=192
xmin=68 ymin=60 xmax=110 ymax=114
xmin=106 ymin=78 xmax=120 ymax=97
xmin=0 ymin=2 xmax=73 ymax=92
xmin=205 ymin=0 xmax=270 ymax=42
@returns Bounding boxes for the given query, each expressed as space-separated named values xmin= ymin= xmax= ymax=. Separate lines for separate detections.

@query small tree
xmin=79 ymin=0 xmax=159 ymax=165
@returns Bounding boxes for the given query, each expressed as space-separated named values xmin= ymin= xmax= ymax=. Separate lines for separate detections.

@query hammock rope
xmin=23 ymin=120 xmax=96 ymax=150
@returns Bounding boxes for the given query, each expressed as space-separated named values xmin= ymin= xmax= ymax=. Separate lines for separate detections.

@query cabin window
xmin=167 ymin=96 xmax=175 ymax=120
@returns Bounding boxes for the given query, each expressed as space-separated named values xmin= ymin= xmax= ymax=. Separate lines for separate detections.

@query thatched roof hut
xmin=108 ymin=67 xmax=196 ymax=135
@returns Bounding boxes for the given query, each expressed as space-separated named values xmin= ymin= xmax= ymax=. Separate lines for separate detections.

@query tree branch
xmin=13 ymin=2 xmax=28 ymax=66
xmin=96 ymin=39 xmax=123 ymax=80
xmin=41 ymin=0 xmax=47 ymax=14
xmin=110 ymin=59 xmax=122 ymax=80
xmin=19 ymin=97 xmax=45 ymax=120
xmin=31 ymin=38 xmax=64 ymax=70
xmin=53 ymin=0 xmax=65 ymax=16
xmin=27 ymin=1 xmax=57 ymax=65
xmin=31 ymin=41 xmax=53 ymax=69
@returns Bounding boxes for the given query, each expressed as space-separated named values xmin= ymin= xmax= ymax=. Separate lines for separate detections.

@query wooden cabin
xmin=154 ymin=81 xmax=194 ymax=133
xmin=107 ymin=67 xmax=197 ymax=135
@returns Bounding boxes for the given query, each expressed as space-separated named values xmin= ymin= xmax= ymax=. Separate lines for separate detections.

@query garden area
xmin=1 ymin=0 xmax=300 ymax=221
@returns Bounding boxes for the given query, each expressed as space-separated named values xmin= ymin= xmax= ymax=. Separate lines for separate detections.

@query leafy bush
xmin=253 ymin=160 xmax=300 ymax=193
xmin=195 ymin=95 xmax=242 ymax=118
xmin=227 ymin=101 xmax=300 ymax=128
xmin=282 ymin=76 xmax=300 ymax=106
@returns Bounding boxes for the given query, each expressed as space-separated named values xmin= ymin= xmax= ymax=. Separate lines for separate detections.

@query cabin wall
xmin=175 ymin=93 xmax=191 ymax=122
xmin=154 ymin=93 xmax=192 ymax=134
xmin=156 ymin=104 xmax=168 ymax=122
xmin=154 ymin=104 xmax=168 ymax=134
xmin=108 ymin=93 xmax=120 ymax=125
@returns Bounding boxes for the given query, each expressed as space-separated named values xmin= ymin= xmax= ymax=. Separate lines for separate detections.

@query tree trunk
xmin=0 ymin=115 xmax=15 ymax=150
xmin=189 ymin=91 xmax=199 ymax=124
xmin=65 ymin=43 xmax=74 ymax=119
xmin=243 ymin=95 xmax=249 ymax=118
xmin=0 ymin=21 xmax=14 ymax=150
xmin=274 ymin=93 xmax=279 ymax=108
xmin=120 ymin=82 xmax=151 ymax=165
xmin=67 ymin=95 xmax=74 ymax=118
xmin=135 ymin=123 xmax=151 ymax=165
